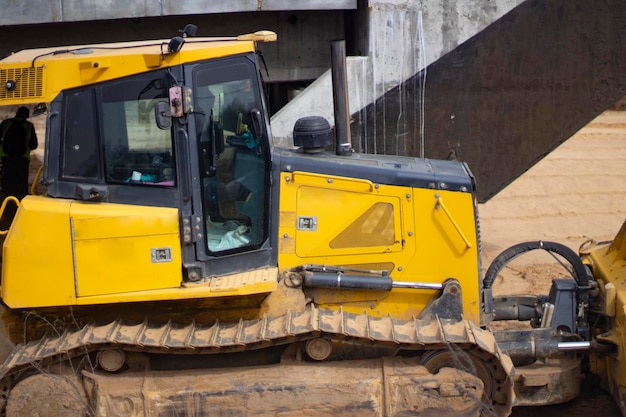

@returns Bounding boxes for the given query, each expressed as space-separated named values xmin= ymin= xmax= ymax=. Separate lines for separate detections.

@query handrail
xmin=0 ymin=196 xmax=20 ymax=235
xmin=290 ymin=171 xmax=376 ymax=192
xmin=434 ymin=194 xmax=472 ymax=249
xmin=30 ymin=165 xmax=44 ymax=195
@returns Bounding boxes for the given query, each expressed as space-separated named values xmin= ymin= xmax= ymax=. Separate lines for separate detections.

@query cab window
xmin=101 ymin=72 xmax=176 ymax=186
xmin=60 ymin=70 xmax=176 ymax=186
xmin=193 ymin=58 xmax=268 ymax=254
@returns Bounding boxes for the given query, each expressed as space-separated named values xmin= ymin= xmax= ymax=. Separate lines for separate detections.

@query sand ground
xmin=480 ymin=110 xmax=626 ymax=295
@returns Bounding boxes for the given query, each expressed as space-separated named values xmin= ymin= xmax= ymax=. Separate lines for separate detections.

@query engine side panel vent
xmin=0 ymin=66 xmax=45 ymax=99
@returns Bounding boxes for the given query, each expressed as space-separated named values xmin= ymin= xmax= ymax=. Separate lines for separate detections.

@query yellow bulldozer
xmin=0 ymin=25 xmax=623 ymax=416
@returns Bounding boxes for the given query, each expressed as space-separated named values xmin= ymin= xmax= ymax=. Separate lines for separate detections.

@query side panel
xmin=2 ymin=196 xmax=76 ymax=308
xmin=70 ymin=202 xmax=182 ymax=297
xmin=292 ymin=172 xmax=403 ymax=257
xmin=1 ymin=197 xmax=184 ymax=308
xmin=277 ymin=171 xmax=480 ymax=323
xmin=414 ymin=188 xmax=480 ymax=321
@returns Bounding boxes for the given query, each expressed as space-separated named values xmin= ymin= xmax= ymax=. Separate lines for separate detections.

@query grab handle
xmin=0 ymin=196 xmax=20 ymax=235
xmin=435 ymin=194 xmax=472 ymax=249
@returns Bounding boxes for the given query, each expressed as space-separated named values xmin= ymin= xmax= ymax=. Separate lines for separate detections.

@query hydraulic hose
xmin=483 ymin=241 xmax=589 ymax=290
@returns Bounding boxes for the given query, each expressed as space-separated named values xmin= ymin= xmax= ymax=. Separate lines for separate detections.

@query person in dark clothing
xmin=0 ymin=106 xmax=38 ymax=201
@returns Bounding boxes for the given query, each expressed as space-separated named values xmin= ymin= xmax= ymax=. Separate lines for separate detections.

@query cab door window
xmin=193 ymin=58 xmax=268 ymax=254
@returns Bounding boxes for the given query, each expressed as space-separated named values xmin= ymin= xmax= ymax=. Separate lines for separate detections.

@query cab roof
xmin=0 ymin=31 xmax=276 ymax=105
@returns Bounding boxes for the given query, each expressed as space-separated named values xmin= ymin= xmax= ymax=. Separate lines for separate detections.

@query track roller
xmin=305 ymin=338 xmax=333 ymax=361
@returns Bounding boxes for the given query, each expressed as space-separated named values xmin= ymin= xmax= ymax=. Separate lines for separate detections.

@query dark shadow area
xmin=351 ymin=0 xmax=626 ymax=202
xmin=511 ymin=376 xmax=621 ymax=417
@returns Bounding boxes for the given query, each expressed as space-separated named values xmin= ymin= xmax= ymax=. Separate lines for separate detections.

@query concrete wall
xmin=0 ymin=11 xmax=349 ymax=85
xmin=270 ymin=0 xmax=525 ymax=147
xmin=272 ymin=0 xmax=626 ymax=203
xmin=3 ymin=0 xmax=622 ymax=201
xmin=1 ymin=0 xmax=522 ymax=123
xmin=1 ymin=0 xmax=526 ymax=138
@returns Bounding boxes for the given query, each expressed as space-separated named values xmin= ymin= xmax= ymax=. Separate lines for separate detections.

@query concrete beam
xmin=0 ymin=0 xmax=356 ymax=26
xmin=0 ymin=12 xmax=347 ymax=85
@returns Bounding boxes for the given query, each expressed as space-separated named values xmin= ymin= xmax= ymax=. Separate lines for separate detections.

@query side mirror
xmin=250 ymin=108 xmax=263 ymax=139
xmin=155 ymin=101 xmax=172 ymax=130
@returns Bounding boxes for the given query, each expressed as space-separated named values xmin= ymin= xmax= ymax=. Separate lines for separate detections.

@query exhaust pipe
xmin=330 ymin=40 xmax=353 ymax=156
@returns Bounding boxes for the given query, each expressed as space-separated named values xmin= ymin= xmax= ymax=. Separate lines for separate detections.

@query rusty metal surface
xmin=0 ymin=306 xmax=516 ymax=416
xmin=351 ymin=0 xmax=626 ymax=202
xmin=513 ymin=357 xmax=582 ymax=406
xmin=81 ymin=358 xmax=485 ymax=417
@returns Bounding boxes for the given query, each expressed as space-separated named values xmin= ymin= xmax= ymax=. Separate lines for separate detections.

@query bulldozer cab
xmin=1 ymin=43 xmax=277 ymax=307
xmin=41 ymin=52 xmax=272 ymax=280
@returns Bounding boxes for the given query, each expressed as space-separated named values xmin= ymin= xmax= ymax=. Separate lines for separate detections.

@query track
xmin=0 ymin=305 xmax=515 ymax=416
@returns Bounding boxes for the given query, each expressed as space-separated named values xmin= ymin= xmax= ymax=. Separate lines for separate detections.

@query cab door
xmin=185 ymin=55 xmax=274 ymax=277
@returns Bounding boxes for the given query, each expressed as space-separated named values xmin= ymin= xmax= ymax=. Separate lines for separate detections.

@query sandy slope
xmin=480 ymin=110 xmax=626 ymax=416
xmin=480 ymin=110 xmax=626 ymax=295
xmin=480 ymin=111 xmax=625 ymax=255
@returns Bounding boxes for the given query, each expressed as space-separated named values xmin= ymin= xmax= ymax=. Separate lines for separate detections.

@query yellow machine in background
xmin=0 ymin=25 xmax=623 ymax=416
xmin=581 ymin=222 xmax=626 ymax=415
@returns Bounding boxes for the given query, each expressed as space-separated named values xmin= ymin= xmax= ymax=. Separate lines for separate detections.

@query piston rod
xmin=557 ymin=341 xmax=590 ymax=351
xmin=302 ymin=271 xmax=443 ymax=291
